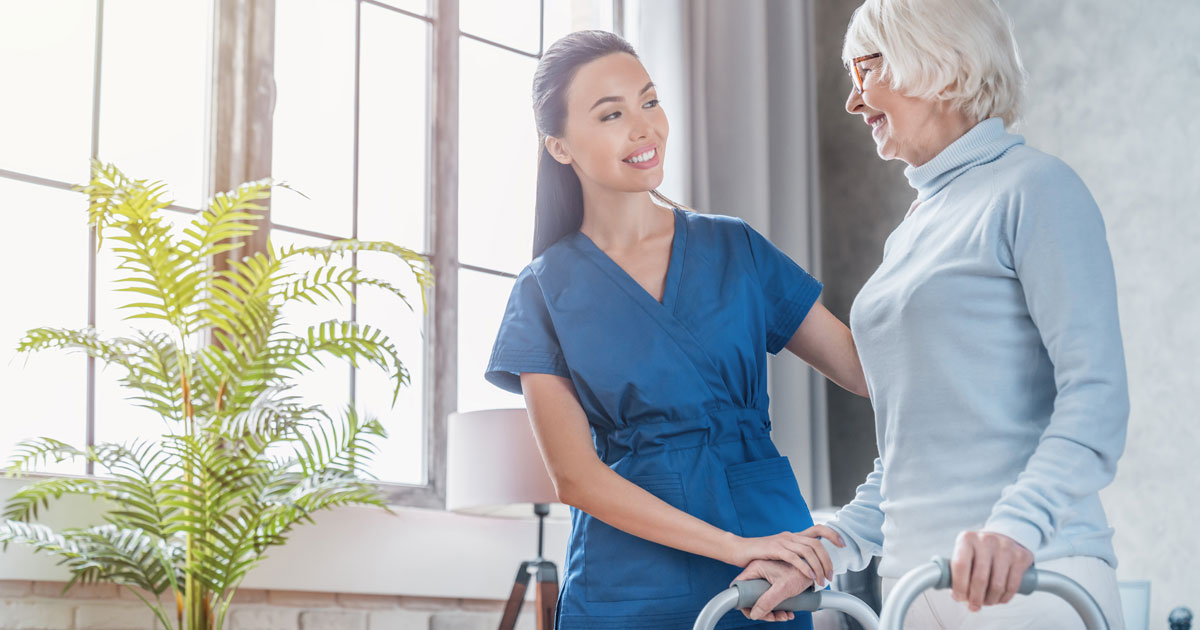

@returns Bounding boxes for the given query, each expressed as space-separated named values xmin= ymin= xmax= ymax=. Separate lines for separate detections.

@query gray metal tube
xmin=692 ymin=580 xmax=880 ymax=630
xmin=693 ymin=587 xmax=740 ymax=630
xmin=878 ymin=557 xmax=1108 ymax=630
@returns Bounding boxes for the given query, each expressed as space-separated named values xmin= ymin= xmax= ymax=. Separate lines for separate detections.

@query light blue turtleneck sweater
xmin=820 ymin=118 xmax=1129 ymax=579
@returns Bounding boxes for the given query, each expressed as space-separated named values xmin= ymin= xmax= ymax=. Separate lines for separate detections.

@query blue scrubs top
xmin=486 ymin=208 xmax=822 ymax=630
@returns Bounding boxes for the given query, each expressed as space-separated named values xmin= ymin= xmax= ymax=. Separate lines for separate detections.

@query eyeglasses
xmin=849 ymin=52 xmax=883 ymax=93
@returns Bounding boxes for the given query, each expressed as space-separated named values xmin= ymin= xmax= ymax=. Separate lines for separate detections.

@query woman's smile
xmin=623 ymin=145 xmax=660 ymax=169
xmin=868 ymin=114 xmax=887 ymax=141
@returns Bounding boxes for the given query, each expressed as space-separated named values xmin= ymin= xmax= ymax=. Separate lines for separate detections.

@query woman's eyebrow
xmin=589 ymin=82 xmax=656 ymax=111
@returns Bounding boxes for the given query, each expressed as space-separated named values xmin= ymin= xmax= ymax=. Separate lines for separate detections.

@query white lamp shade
xmin=446 ymin=408 xmax=561 ymax=517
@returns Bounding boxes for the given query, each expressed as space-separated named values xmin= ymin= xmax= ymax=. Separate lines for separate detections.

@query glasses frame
xmin=850 ymin=52 xmax=883 ymax=93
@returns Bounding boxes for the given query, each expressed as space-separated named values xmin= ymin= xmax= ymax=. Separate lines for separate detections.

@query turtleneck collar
xmin=903 ymin=117 xmax=1024 ymax=201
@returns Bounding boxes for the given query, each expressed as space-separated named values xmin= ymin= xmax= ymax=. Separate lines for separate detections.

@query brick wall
xmin=0 ymin=580 xmax=539 ymax=630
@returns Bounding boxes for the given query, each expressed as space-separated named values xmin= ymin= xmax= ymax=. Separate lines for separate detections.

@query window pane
xmin=358 ymin=4 xmax=427 ymax=253
xmin=460 ymin=0 xmax=540 ymax=54
xmin=458 ymin=269 xmax=524 ymax=413
xmin=355 ymin=252 xmax=426 ymax=485
xmin=0 ymin=180 xmax=89 ymax=474
xmin=272 ymin=0 xmax=356 ymax=237
xmin=272 ymin=230 xmax=353 ymax=419
xmin=543 ymin=0 xmax=615 ymax=48
xmin=97 ymin=0 xmax=211 ymax=210
xmin=372 ymin=0 xmax=428 ymax=16
xmin=93 ymin=209 xmax=194 ymax=449
xmin=458 ymin=39 xmax=538 ymax=274
xmin=0 ymin=1 xmax=95 ymax=183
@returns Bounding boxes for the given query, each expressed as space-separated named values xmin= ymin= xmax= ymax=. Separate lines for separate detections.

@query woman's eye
xmin=860 ymin=67 xmax=873 ymax=76
xmin=601 ymin=111 xmax=621 ymax=122
xmin=643 ymin=98 xmax=660 ymax=109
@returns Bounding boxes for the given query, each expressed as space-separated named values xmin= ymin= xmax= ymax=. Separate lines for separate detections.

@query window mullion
xmin=84 ymin=0 xmax=106 ymax=475
xmin=417 ymin=0 xmax=458 ymax=508
xmin=209 ymin=0 xmax=276 ymax=266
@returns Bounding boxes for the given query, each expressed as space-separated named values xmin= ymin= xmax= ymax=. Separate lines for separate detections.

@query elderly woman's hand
xmin=950 ymin=530 xmax=1034 ymax=612
xmin=733 ymin=559 xmax=815 ymax=622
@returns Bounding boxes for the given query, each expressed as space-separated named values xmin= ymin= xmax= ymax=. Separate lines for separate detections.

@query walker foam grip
xmin=931 ymin=556 xmax=1039 ymax=595
xmin=732 ymin=580 xmax=824 ymax=612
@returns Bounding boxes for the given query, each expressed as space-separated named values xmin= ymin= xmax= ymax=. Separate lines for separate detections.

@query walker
xmin=878 ymin=557 xmax=1110 ymax=630
xmin=693 ymin=556 xmax=1110 ymax=630
xmin=692 ymin=578 xmax=880 ymax=630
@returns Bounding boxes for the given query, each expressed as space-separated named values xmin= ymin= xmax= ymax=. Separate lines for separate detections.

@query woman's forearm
xmin=522 ymin=372 xmax=740 ymax=565
xmin=557 ymin=461 xmax=740 ymax=565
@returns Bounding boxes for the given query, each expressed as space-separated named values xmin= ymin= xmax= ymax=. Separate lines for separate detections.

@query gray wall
xmin=815 ymin=0 xmax=1200 ymax=623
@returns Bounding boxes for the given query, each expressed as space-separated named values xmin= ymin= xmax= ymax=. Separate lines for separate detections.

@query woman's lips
xmin=623 ymin=146 xmax=660 ymax=170
xmin=869 ymin=115 xmax=887 ymax=140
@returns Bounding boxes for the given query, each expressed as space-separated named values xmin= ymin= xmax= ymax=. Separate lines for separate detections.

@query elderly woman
xmin=736 ymin=0 xmax=1129 ymax=627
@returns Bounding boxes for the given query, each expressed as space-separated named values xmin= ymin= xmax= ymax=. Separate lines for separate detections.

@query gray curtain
xmin=627 ymin=0 xmax=831 ymax=507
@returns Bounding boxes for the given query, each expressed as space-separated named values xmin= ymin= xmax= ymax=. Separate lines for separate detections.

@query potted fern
xmin=0 ymin=161 xmax=431 ymax=630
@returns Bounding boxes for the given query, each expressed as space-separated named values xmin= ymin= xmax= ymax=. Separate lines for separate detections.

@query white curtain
xmin=624 ymin=0 xmax=831 ymax=507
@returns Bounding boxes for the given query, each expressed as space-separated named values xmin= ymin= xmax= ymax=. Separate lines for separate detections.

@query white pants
xmin=879 ymin=556 xmax=1124 ymax=630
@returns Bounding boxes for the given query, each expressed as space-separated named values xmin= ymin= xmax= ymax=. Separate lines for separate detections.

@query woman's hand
xmin=729 ymin=524 xmax=845 ymax=586
xmin=950 ymin=530 xmax=1034 ymax=611
xmin=733 ymin=559 xmax=815 ymax=622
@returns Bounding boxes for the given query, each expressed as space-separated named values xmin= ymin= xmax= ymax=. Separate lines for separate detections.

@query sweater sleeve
xmin=981 ymin=163 xmax=1130 ymax=552
xmin=820 ymin=457 xmax=886 ymax=575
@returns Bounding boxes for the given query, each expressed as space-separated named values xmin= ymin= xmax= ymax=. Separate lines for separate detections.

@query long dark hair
xmin=530 ymin=30 xmax=684 ymax=259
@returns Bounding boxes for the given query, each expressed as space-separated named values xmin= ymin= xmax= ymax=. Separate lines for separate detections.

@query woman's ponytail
xmin=532 ymin=143 xmax=584 ymax=258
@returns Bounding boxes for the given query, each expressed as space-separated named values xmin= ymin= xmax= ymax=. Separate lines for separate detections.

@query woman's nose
xmin=846 ymin=87 xmax=864 ymax=114
xmin=629 ymin=113 xmax=651 ymax=140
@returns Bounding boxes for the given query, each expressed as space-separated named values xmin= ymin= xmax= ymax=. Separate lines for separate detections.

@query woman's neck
xmin=578 ymin=186 xmax=670 ymax=251
xmin=905 ymin=108 xmax=978 ymax=167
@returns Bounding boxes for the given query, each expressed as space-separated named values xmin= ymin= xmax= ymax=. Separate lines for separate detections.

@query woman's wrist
xmin=715 ymin=530 xmax=744 ymax=566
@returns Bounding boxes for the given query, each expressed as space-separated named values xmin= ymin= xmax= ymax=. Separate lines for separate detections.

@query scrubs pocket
xmin=583 ymin=472 xmax=692 ymax=602
xmin=725 ymin=456 xmax=814 ymax=537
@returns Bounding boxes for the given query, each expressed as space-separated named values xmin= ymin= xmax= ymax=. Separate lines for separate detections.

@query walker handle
xmin=692 ymin=580 xmax=880 ymax=630
xmin=878 ymin=556 xmax=1109 ymax=630
xmin=731 ymin=579 xmax=822 ymax=611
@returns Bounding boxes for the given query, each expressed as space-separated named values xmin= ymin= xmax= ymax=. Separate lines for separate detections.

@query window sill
xmin=0 ymin=476 xmax=570 ymax=599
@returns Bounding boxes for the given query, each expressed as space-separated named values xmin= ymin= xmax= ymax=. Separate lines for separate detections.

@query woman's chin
xmin=875 ymin=143 xmax=901 ymax=163
xmin=624 ymin=169 xmax=665 ymax=193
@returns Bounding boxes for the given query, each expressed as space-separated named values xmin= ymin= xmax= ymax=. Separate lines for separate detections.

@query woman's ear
xmin=545 ymin=135 xmax=573 ymax=165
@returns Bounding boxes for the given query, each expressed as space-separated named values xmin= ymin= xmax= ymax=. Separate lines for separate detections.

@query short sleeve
xmin=484 ymin=268 xmax=570 ymax=394
xmin=740 ymin=220 xmax=823 ymax=354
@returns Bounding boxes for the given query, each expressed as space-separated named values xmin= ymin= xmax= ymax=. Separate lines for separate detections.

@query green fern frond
xmin=292 ymin=320 xmax=409 ymax=403
xmin=278 ymin=265 xmax=415 ymax=311
xmin=282 ymin=239 xmax=432 ymax=309
xmin=180 ymin=179 xmax=270 ymax=260
xmin=89 ymin=441 xmax=177 ymax=540
xmin=289 ymin=407 xmax=386 ymax=477
xmin=5 ymin=438 xmax=86 ymax=477
xmin=17 ymin=327 xmax=130 ymax=362
xmin=2 ymin=477 xmax=107 ymax=522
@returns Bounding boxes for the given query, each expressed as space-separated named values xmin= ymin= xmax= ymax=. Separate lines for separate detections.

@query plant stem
xmin=121 ymin=585 xmax=175 ymax=630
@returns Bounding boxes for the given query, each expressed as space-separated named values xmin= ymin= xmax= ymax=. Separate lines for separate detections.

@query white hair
xmin=842 ymin=0 xmax=1027 ymax=126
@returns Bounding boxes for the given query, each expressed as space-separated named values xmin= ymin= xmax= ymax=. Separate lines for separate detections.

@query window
xmin=0 ymin=0 xmax=213 ymax=476
xmin=0 ymin=0 xmax=619 ymax=506
xmin=268 ymin=0 xmax=618 ymax=505
xmin=270 ymin=0 xmax=431 ymax=489
xmin=456 ymin=0 xmax=616 ymax=416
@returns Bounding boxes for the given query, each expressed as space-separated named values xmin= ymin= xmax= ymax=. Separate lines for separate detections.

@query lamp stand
xmin=498 ymin=503 xmax=558 ymax=630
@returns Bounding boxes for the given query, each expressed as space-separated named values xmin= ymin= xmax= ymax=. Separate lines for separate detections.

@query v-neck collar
xmin=570 ymin=207 xmax=687 ymax=311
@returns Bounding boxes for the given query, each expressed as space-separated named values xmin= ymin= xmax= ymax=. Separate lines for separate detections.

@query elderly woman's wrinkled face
xmin=844 ymin=56 xmax=968 ymax=166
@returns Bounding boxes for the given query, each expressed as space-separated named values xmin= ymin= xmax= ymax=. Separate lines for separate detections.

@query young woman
xmin=485 ymin=31 xmax=866 ymax=629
